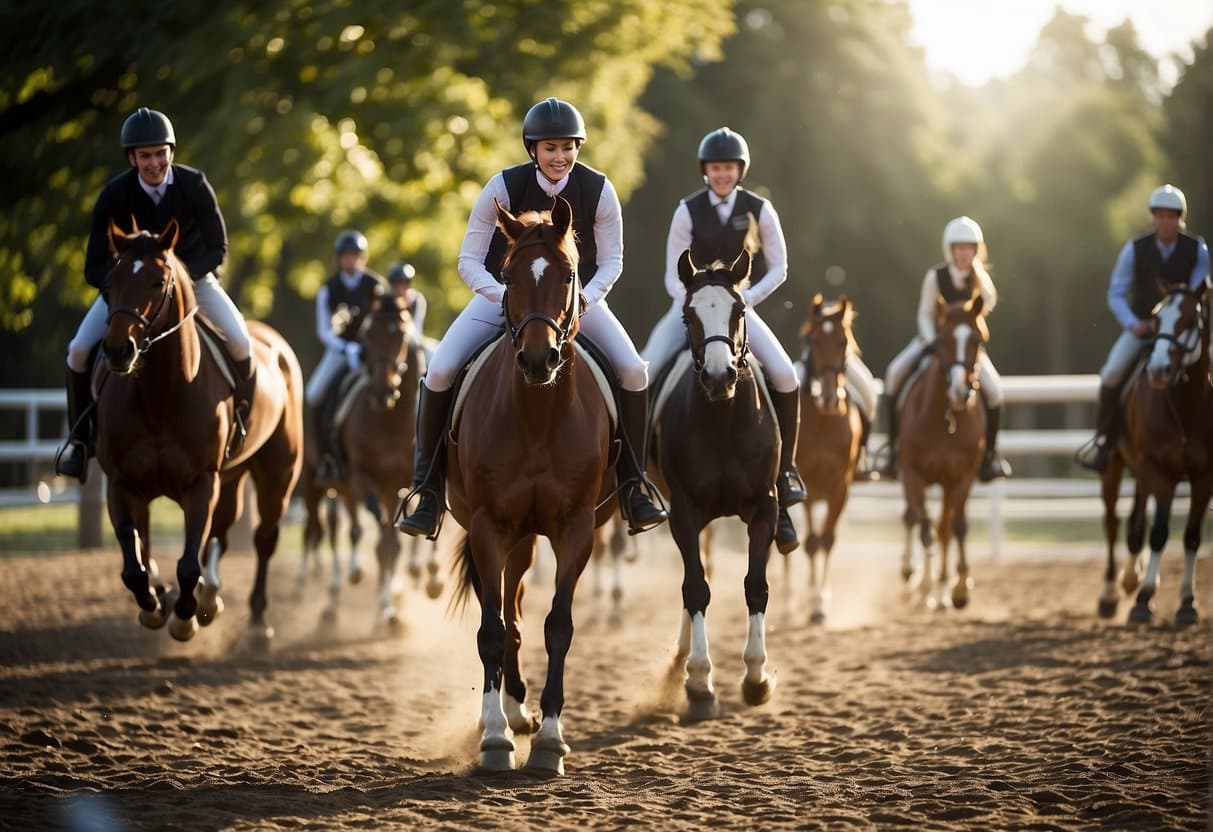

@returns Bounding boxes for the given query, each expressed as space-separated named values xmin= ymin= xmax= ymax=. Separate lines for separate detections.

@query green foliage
xmin=1160 ymin=29 xmax=1212 ymax=235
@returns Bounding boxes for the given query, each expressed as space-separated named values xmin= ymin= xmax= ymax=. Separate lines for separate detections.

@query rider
xmin=56 ymin=107 xmax=252 ymax=480
xmin=306 ymin=230 xmax=387 ymax=479
xmin=641 ymin=127 xmax=814 ymax=547
xmin=397 ymin=97 xmax=667 ymax=538
xmin=880 ymin=216 xmax=1012 ymax=483
xmin=387 ymin=261 xmax=428 ymax=341
xmin=1077 ymin=184 xmax=1211 ymax=473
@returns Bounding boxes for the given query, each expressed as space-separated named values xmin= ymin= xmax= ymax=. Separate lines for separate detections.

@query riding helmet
xmin=941 ymin=216 xmax=984 ymax=263
xmin=697 ymin=127 xmax=750 ymax=180
xmin=1148 ymin=184 xmax=1186 ymax=215
xmin=121 ymin=107 xmax=176 ymax=149
xmin=388 ymin=262 xmax=416 ymax=283
xmin=522 ymin=98 xmax=586 ymax=152
xmin=334 ymin=230 xmax=369 ymax=255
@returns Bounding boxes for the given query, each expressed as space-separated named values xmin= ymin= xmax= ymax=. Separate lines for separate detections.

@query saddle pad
xmin=896 ymin=357 xmax=932 ymax=411
xmin=651 ymin=350 xmax=774 ymax=429
xmin=450 ymin=335 xmax=618 ymax=436
xmin=332 ymin=373 xmax=370 ymax=432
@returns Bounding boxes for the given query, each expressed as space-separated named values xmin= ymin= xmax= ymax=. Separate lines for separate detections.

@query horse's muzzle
xmin=699 ymin=366 xmax=738 ymax=402
xmin=104 ymin=338 xmax=138 ymax=375
xmin=516 ymin=346 xmax=561 ymax=386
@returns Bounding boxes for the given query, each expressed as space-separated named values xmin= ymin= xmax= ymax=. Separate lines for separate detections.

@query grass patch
xmin=0 ymin=500 xmax=207 ymax=555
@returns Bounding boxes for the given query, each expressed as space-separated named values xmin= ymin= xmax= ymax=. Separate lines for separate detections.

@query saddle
xmin=449 ymin=331 xmax=619 ymax=439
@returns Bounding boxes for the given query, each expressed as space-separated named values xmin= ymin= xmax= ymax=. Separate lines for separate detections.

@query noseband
xmin=501 ymin=235 xmax=579 ymax=352
xmin=684 ymin=280 xmax=749 ymax=374
xmin=104 ymin=257 xmax=196 ymax=355
xmin=1152 ymin=287 xmax=1206 ymax=382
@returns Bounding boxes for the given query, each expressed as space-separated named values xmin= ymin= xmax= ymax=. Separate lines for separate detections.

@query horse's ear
xmin=677 ymin=249 xmax=696 ymax=290
xmin=810 ymin=292 xmax=824 ymax=316
xmin=970 ymin=293 xmax=984 ymax=317
xmin=130 ymin=213 xmax=140 ymax=233
xmin=551 ymin=195 xmax=573 ymax=238
xmin=494 ymin=198 xmax=526 ymax=242
xmin=159 ymin=218 xmax=180 ymax=251
xmin=108 ymin=219 xmax=128 ymax=256
xmin=729 ymin=248 xmax=752 ymax=284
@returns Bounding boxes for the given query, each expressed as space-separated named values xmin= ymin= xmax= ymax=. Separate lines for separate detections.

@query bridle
xmin=684 ymin=278 xmax=749 ymax=375
xmin=104 ymin=254 xmax=197 ymax=355
xmin=1151 ymin=285 xmax=1207 ymax=386
xmin=501 ymin=233 xmax=580 ymax=353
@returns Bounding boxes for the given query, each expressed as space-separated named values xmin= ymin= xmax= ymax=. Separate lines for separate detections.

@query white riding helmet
xmin=1148 ymin=184 xmax=1186 ymax=215
xmin=942 ymin=216 xmax=984 ymax=263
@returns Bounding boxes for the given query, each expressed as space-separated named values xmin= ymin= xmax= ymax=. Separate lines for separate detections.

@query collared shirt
xmin=136 ymin=166 xmax=175 ymax=203
xmin=1106 ymin=234 xmax=1211 ymax=330
xmin=457 ymin=166 xmax=624 ymax=307
xmin=663 ymin=187 xmax=788 ymax=307
xmin=916 ymin=263 xmax=998 ymax=342
xmin=315 ymin=270 xmax=370 ymax=352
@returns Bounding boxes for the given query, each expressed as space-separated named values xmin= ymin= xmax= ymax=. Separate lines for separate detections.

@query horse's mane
xmin=116 ymin=228 xmax=197 ymax=313
xmin=687 ymin=261 xmax=750 ymax=295
xmin=501 ymin=210 xmax=580 ymax=271
xmin=358 ymin=291 xmax=415 ymax=340
xmin=939 ymin=298 xmax=989 ymax=343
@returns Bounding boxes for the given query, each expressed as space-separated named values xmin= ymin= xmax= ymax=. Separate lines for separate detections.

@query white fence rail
xmin=0 ymin=389 xmax=66 ymax=463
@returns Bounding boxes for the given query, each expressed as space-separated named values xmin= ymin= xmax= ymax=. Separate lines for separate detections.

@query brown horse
xmin=796 ymin=293 xmax=863 ymax=623
xmin=896 ymin=291 xmax=986 ymax=610
xmin=653 ymin=250 xmax=778 ymax=719
xmin=449 ymin=197 xmax=615 ymax=775
xmin=298 ymin=292 xmax=439 ymax=628
xmin=1098 ymin=283 xmax=1211 ymax=626
xmin=98 ymin=220 xmax=303 ymax=645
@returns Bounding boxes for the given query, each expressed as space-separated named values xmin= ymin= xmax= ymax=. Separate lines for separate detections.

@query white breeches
xmin=305 ymin=349 xmax=348 ymax=407
xmin=885 ymin=337 xmax=1002 ymax=408
xmin=640 ymin=301 xmax=686 ymax=374
xmin=1099 ymin=330 xmax=1150 ymax=388
xmin=844 ymin=355 xmax=878 ymax=423
xmin=424 ymin=293 xmax=649 ymax=392
xmin=65 ymin=274 xmax=249 ymax=372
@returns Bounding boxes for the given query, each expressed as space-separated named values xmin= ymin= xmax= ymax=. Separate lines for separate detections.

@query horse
xmin=297 ymin=292 xmax=441 ymax=628
xmin=896 ymin=291 xmax=986 ymax=611
xmin=1098 ymin=282 xmax=1211 ymax=626
xmin=652 ymin=249 xmax=778 ymax=719
xmin=97 ymin=219 xmax=303 ymax=645
xmin=448 ymin=196 xmax=616 ymax=775
xmin=796 ymin=293 xmax=864 ymax=623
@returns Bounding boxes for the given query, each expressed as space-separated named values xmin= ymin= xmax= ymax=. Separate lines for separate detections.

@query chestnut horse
xmin=896 ymin=291 xmax=986 ymax=610
xmin=653 ymin=250 xmax=778 ymax=719
xmin=796 ymin=293 xmax=863 ymax=623
xmin=298 ymin=292 xmax=439 ymax=628
xmin=449 ymin=197 xmax=616 ymax=775
xmin=98 ymin=220 xmax=302 ymax=644
xmin=1098 ymin=283 xmax=1211 ymax=626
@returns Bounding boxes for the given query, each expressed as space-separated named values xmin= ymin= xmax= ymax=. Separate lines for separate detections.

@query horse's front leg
xmin=809 ymin=483 xmax=847 ymax=624
xmin=945 ymin=481 xmax=974 ymax=610
xmin=169 ymin=473 xmax=220 ymax=642
xmin=345 ymin=491 xmax=365 ymax=586
xmin=109 ymin=482 xmax=165 ymax=627
xmin=1123 ymin=482 xmax=1147 ymax=595
xmin=1176 ymin=474 xmax=1211 ymax=627
xmin=468 ymin=514 xmax=513 ymax=772
xmin=901 ymin=470 xmax=931 ymax=601
xmin=297 ymin=468 xmax=324 ymax=594
xmin=526 ymin=511 xmax=595 ymax=775
xmin=742 ymin=495 xmax=777 ymax=706
xmin=362 ymin=490 xmax=403 ymax=631
xmin=1098 ymin=453 xmax=1124 ymax=618
xmin=1130 ymin=477 xmax=1175 ymax=625
xmin=503 ymin=535 xmax=539 ymax=735
xmin=669 ymin=497 xmax=716 ymax=719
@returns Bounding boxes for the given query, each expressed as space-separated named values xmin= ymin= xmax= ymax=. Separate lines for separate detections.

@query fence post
xmin=77 ymin=461 xmax=104 ymax=549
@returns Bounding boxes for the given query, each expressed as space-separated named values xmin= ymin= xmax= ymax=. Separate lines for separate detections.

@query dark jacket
xmin=684 ymin=187 xmax=768 ymax=278
xmin=324 ymin=270 xmax=387 ymax=342
xmin=1130 ymin=231 xmax=1200 ymax=319
xmin=84 ymin=164 xmax=228 ymax=290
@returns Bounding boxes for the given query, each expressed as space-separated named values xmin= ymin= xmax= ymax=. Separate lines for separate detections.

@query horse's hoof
xmin=425 ymin=579 xmax=444 ymax=600
xmin=951 ymin=593 xmax=969 ymax=610
xmin=742 ymin=675 xmax=774 ymax=706
xmin=1127 ymin=603 xmax=1152 ymax=625
xmin=168 ymin=615 xmax=198 ymax=642
xmin=320 ymin=606 xmax=338 ymax=625
xmin=1175 ymin=601 xmax=1199 ymax=628
xmin=138 ymin=607 xmax=168 ymax=630
xmin=524 ymin=744 xmax=568 ymax=776
xmin=248 ymin=625 xmax=274 ymax=654
xmin=684 ymin=687 xmax=719 ymax=722
xmin=407 ymin=562 xmax=423 ymax=581
xmin=197 ymin=595 xmax=224 ymax=627
xmin=478 ymin=737 xmax=516 ymax=773
xmin=386 ymin=614 xmax=405 ymax=635
xmin=348 ymin=568 xmax=364 ymax=586
xmin=809 ymin=609 xmax=826 ymax=625
xmin=1097 ymin=598 xmax=1118 ymax=619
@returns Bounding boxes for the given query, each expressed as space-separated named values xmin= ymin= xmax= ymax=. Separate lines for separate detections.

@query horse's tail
xmin=448 ymin=531 xmax=481 ymax=615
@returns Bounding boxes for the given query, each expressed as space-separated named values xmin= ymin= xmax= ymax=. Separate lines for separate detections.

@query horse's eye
xmin=565 ymin=271 xmax=575 ymax=284
xmin=153 ymin=277 xmax=166 ymax=289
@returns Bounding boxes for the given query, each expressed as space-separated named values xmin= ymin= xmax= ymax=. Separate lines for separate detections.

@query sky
xmin=904 ymin=0 xmax=1213 ymax=87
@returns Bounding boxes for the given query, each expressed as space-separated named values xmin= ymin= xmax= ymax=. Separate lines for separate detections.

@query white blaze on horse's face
xmin=531 ymin=256 xmax=549 ymax=286
xmin=949 ymin=323 xmax=974 ymax=402
xmin=690 ymin=285 xmax=737 ymax=378
xmin=132 ymin=259 xmax=144 ymax=275
xmin=821 ymin=320 xmax=834 ymax=333
xmin=1147 ymin=293 xmax=1194 ymax=376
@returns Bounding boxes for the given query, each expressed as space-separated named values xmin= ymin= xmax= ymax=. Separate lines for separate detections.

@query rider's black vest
xmin=935 ymin=264 xmax=974 ymax=303
xmin=325 ymin=271 xmax=385 ymax=341
xmin=1130 ymin=232 xmax=1200 ymax=319
xmin=484 ymin=161 xmax=606 ymax=287
xmin=684 ymin=188 xmax=767 ymax=277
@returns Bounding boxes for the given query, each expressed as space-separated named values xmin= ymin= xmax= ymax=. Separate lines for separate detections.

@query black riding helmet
xmin=334 ymin=230 xmax=368 ymax=255
xmin=388 ymin=262 xmax=416 ymax=283
xmin=697 ymin=127 xmax=750 ymax=180
xmin=522 ymin=97 xmax=586 ymax=156
xmin=121 ymin=107 xmax=176 ymax=149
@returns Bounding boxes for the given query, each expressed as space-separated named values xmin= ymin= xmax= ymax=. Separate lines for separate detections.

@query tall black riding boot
xmin=878 ymin=393 xmax=900 ymax=481
xmin=978 ymin=403 xmax=1012 ymax=482
xmin=771 ymin=389 xmax=806 ymax=507
xmin=855 ymin=410 xmax=876 ymax=481
xmin=1077 ymin=385 xmax=1120 ymax=473
xmin=228 ymin=357 xmax=256 ymax=458
xmin=397 ymin=384 xmax=454 ymax=539
xmin=55 ymin=368 xmax=94 ymax=482
xmin=617 ymin=388 xmax=667 ymax=534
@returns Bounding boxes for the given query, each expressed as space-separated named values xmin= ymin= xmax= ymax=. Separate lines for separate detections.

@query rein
xmin=684 ymin=279 xmax=749 ymax=374
xmin=501 ymin=235 xmax=580 ymax=353
xmin=1153 ymin=289 xmax=1210 ymax=467
xmin=104 ymin=262 xmax=198 ymax=356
